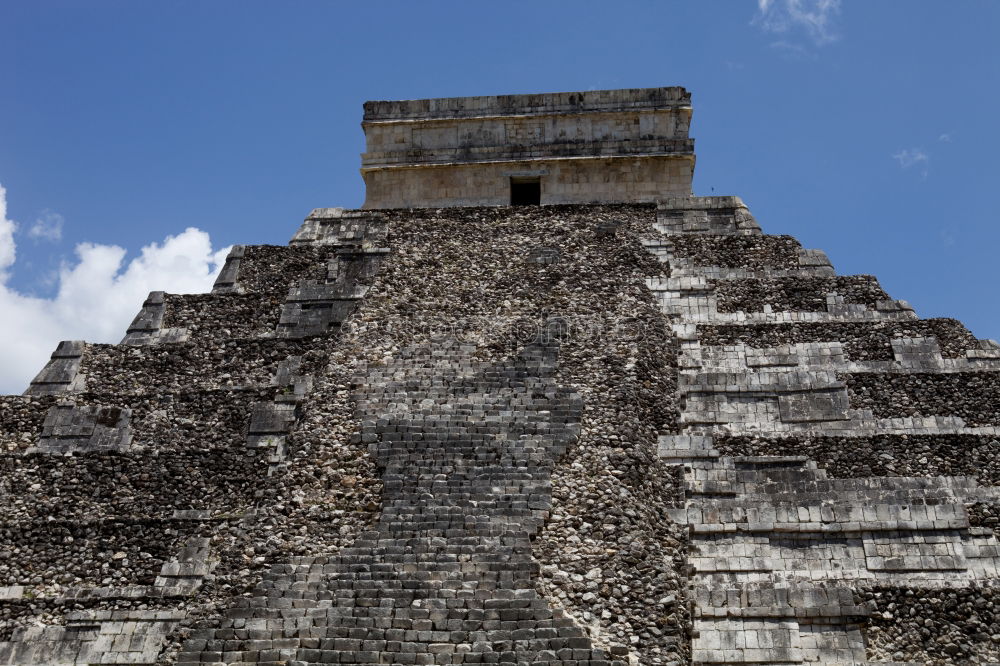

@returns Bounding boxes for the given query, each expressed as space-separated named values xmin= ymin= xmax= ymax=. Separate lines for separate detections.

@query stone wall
xmin=362 ymin=157 xmax=693 ymax=209
xmin=361 ymin=87 xmax=694 ymax=208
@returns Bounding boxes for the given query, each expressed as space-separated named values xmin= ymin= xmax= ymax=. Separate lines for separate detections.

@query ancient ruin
xmin=360 ymin=88 xmax=694 ymax=208
xmin=2 ymin=86 xmax=999 ymax=665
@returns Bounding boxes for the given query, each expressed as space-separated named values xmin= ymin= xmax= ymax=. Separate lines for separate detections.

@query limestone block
xmin=276 ymin=287 xmax=360 ymax=338
xmin=777 ymin=389 xmax=850 ymax=423
xmin=362 ymin=156 xmax=693 ymax=209
xmin=797 ymin=248 xmax=832 ymax=268
xmin=891 ymin=336 xmax=944 ymax=369
xmin=24 ymin=340 xmax=85 ymax=395
xmin=210 ymin=244 xmax=245 ymax=294
xmin=120 ymin=291 xmax=189 ymax=345
xmin=656 ymin=196 xmax=760 ymax=236
xmin=31 ymin=401 xmax=133 ymax=453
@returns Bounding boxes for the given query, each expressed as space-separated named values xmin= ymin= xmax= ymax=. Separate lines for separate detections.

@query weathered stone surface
xmin=121 ymin=291 xmax=190 ymax=346
xmin=3 ymin=87 xmax=999 ymax=665
xmin=361 ymin=87 xmax=694 ymax=208
xmin=31 ymin=401 xmax=133 ymax=454
xmin=646 ymin=194 xmax=1000 ymax=664
xmin=699 ymin=319 xmax=981 ymax=362
xmin=24 ymin=340 xmax=85 ymax=396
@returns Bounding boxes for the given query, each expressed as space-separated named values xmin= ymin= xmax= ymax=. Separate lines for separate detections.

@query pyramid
xmin=2 ymin=87 xmax=999 ymax=665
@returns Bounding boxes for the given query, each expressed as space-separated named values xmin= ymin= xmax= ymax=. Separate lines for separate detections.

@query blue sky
xmin=1 ymin=1 xmax=999 ymax=392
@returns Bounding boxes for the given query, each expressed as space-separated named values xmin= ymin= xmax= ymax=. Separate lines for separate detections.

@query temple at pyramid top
xmin=360 ymin=86 xmax=694 ymax=208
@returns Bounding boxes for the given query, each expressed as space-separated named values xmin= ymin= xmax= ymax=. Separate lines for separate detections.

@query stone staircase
xmin=175 ymin=340 xmax=625 ymax=666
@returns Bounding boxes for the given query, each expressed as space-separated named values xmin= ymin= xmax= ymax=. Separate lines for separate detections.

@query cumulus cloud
xmin=0 ymin=184 xmax=16 ymax=275
xmin=754 ymin=0 xmax=842 ymax=46
xmin=0 ymin=184 xmax=230 ymax=394
xmin=28 ymin=210 xmax=64 ymax=242
xmin=893 ymin=148 xmax=930 ymax=178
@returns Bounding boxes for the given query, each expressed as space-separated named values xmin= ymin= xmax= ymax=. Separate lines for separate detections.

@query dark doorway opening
xmin=510 ymin=177 xmax=541 ymax=206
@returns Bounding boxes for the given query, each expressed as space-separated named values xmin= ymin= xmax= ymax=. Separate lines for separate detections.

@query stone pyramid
xmin=1 ymin=87 xmax=999 ymax=665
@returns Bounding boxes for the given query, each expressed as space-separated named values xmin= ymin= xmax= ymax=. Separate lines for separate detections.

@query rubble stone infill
xmin=714 ymin=433 xmax=1000 ymax=485
xmin=161 ymin=292 xmax=287 ymax=342
xmin=169 ymin=203 xmax=692 ymax=664
xmin=79 ymin=339 xmax=327 ymax=394
xmin=664 ymin=235 xmax=803 ymax=270
xmin=714 ymin=275 xmax=889 ymax=314
xmin=0 ymin=518 xmax=202 ymax=590
xmin=860 ymin=583 xmax=1000 ymax=664
xmin=0 ymin=396 xmax=56 ymax=452
xmin=211 ymin=244 xmax=331 ymax=296
xmin=847 ymin=371 xmax=1000 ymax=426
xmin=698 ymin=319 xmax=981 ymax=362
xmin=0 ymin=449 xmax=269 ymax=521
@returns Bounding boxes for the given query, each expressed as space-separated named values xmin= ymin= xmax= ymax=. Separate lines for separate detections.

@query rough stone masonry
xmin=1 ymin=87 xmax=999 ymax=665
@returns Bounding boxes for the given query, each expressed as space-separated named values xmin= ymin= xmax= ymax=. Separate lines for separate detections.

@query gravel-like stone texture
xmin=163 ymin=293 xmax=285 ymax=341
xmin=160 ymin=244 xmax=335 ymax=342
xmin=76 ymin=388 xmax=263 ymax=451
xmin=665 ymin=234 xmax=802 ymax=269
xmin=860 ymin=584 xmax=1000 ymax=664
xmin=81 ymin=341 xmax=328 ymax=393
xmin=8 ymin=198 xmax=1000 ymax=664
xmin=714 ymin=275 xmax=888 ymax=313
xmin=0 ymin=519 xmax=201 ymax=588
xmin=3 ymin=204 xmax=694 ymax=664
xmin=154 ymin=347 xmax=383 ymax=663
xmin=714 ymin=434 xmax=1000 ymax=484
xmin=847 ymin=372 xmax=1000 ymax=426
xmin=0 ymin=451 xmax=268 ymax=521
xmin=265 ymin=358 xmax=382 ymax=556
xmin=223 ymin=245 xmax=331 ymax=296
xmin=0 ymin=396 xmax=55 ymax=452
xmin=698 ymin=319 xmax=981 ymax=360
xmin=968 ymin=502 xmax=1000 ymax=536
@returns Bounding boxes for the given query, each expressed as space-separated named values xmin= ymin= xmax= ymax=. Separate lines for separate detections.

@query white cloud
xmin=28 ymin=210 xmax=64 ymax=242
xmin=0 ymin=184 xmax=230 ymax=394
xmin=893 ymin=148 xmax=930 ymax=178
xmin=754 ymin=0 xmax=842 ymax=46
xmin=893 ymin=148 xmax=929 ymax=168
xmin=0 ymin=184 xmax=16 ymax=275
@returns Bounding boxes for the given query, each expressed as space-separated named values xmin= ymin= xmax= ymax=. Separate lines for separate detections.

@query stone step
xmin=689 ymin=517 xmax=968 ymax=534
xmin=692 ymin=617 xmax=868 ymax=664
xmin=693 ymin=484 xmax=966 ymax=505
xmin=692 ymin=618 xmax=805 ymax=664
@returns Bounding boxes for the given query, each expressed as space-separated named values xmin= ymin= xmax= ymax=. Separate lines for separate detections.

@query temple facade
xmin=360 ymin=87 xmax=694 ymax=208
